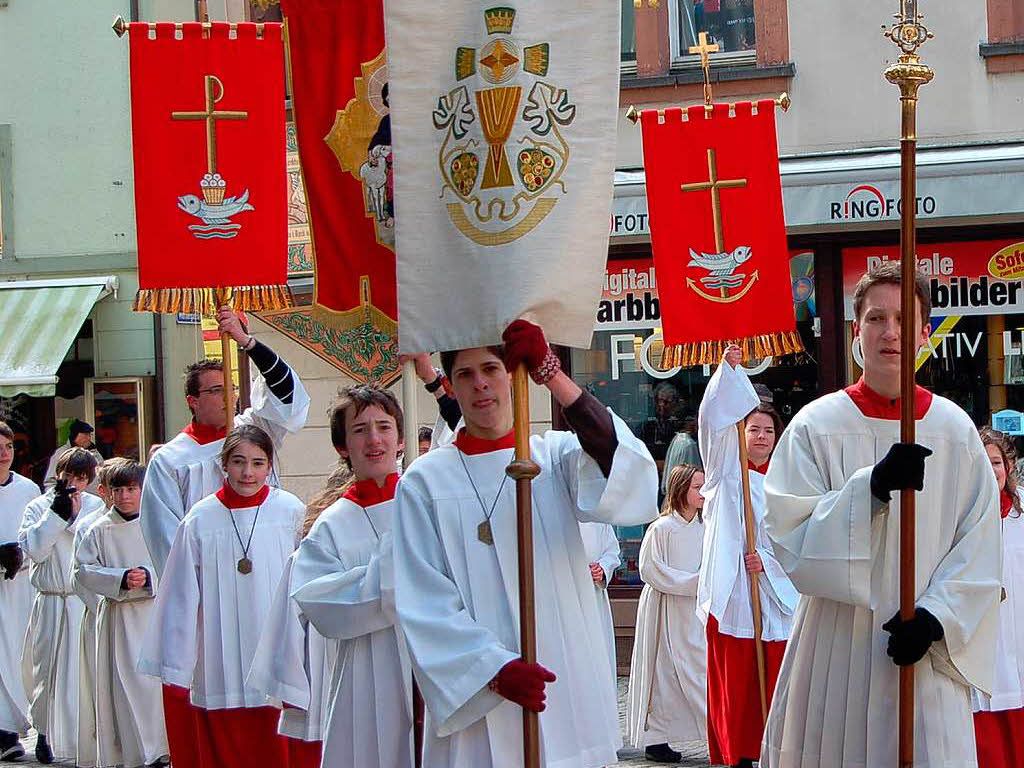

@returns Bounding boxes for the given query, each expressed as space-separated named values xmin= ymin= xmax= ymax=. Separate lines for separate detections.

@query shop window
xmin=575 ymin=250 xmax=818 ymax=588
xmin=622 ymin=0 xmax=638 ymax=62
xmin=672 ymin=0 xmax=756 ymax=61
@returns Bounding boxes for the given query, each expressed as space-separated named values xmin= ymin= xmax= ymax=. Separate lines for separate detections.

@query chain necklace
xmin=227 ymin=498 xmax=263 ymax=575
xmin=362 ymin=508 xmax=381 ymax=541
xmin=457 ymin=449 xmax=509 ymax=546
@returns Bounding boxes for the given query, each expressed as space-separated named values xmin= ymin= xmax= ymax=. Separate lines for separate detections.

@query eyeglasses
xmin=197 ymin=385 xmax=239 ymax=397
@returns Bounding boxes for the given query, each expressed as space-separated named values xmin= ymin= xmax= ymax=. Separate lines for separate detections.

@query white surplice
xmin=139 ymin=374 xmax=309 ymax=577
xmin=138 ymin=487 xmax=304 ymax=709
xmin=761 ymin=391 xmax=1002 ymax=768
xmin=0 ymin=472 xmax=39 ymax=734
xmin=972 ymin=489 xmax=1024 ymax=714
xmin=393 ymin=412 xmax=658 ymax=768
xmin=627 ymin=512 xmax=707 ymax=747
xmin=578 ymin=522 xmax=621 ymax=685
xmin=247 ymin=552 xmax=338 ymax=743
xmin=697 ymin=362 xmax=798 ymax=640
xmin=71 ymin=502 xmax=110 ymax=768
xmin=17 ymin=490 xmax=104 ymax=760
xmin=290 ymin=495 xmax=411 ymax=768
xmin=73 ymin=509 xmax=167 ymax=768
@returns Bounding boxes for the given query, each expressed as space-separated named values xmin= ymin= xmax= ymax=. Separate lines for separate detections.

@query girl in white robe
xmin=72 ymin=461 xmax=168 ymax=768
xmin=971 ymin=427 xmax=1024 ymax=768
xmin=627 ymin=464 xmax=707 ymax=762
xmin=139 ymin=425 xmax=305 ymax=768
xmin=0 ymin=463 xmax=38 ymax=756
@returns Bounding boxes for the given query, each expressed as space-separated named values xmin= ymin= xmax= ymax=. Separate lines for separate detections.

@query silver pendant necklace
xmin=457 ymin=449 xmax=509 ymax=546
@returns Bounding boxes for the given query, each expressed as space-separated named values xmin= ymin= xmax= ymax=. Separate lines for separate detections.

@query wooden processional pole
xmin=507 ymin=365 xmax=541 ymax=768
xmin=883 ymin=4 xmax=933 ymax=766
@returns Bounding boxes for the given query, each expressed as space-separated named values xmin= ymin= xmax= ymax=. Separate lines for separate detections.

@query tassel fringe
xmin=133 ymin=285 xmax=294 ymax=315
xmin=659 ymin=331 xmax=804 ymax=370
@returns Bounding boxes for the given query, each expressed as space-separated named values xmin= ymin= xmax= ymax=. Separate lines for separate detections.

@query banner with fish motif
xmin=279 ymin=0 xmax=399 ymax=383
xmin=640 ymin=102 xmax=800 ymax=366
xmin=386 ymin=0 xmax=620 ymax=353
xmin=127 ymin=22 xmax=291 ymax=315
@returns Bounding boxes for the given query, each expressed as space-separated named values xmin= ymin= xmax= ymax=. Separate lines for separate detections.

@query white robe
xmin=0 ymin=473 xmax=38 ymax=734
xmin=761 ymin=390 xmax=1002 ymax=768
xmin=139 ymin=373 xmax=310 ymax=577
xmin=17 ymin=490 xmax=104 ymax=759
xmin=139 ymin=487 xmax=304 ymax=709
xmin=247 ymin=553 xmax=338 ymax=742
xmin=972 ymin=489 xmax=1024 ymax=713
xmin=290 ymin=496 xmax=412 ymax=768
xmin=72 ymin=509 xmax=167 ymax=768
xmin=627 ymin=513 xmax=707 ymax=747
xmin=393 ymin=411 xmax=658 ymax=768
xmin=697 ymin=361 xmax=798 ymax=640
xmin=70 ymin=502 xmax=110 ymax=768
xmin=578 ymin=521 xmax=620 ymax=684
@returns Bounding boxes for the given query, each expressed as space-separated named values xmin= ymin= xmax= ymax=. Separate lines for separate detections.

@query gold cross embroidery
xmin=681 ymin=148 xmax=747 ymax=297
xmin=171 ymin=75 xmax=247 ymax=175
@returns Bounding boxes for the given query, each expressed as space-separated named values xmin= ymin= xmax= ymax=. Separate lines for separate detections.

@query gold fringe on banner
xmin=132 ymin=284 xmax=294 ymax=315
xmin=659 ymin=330 xmax=804 ymax=370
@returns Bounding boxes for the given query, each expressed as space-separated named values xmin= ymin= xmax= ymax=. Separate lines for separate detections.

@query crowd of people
xmin=0 ymin=264 xmax=1018 ymax=768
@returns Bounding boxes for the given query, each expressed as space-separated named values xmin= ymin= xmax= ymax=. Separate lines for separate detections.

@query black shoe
xmin=0 ymin=730 xmax=23 ymax=762
xmin=732 ymin=760 xmax=756 ymax=768
xmin=34 ymin=734 xmax=53 ymax=764
xmin=645 ymin=743 xmax=682 ymax=763
xmin=147 ymin=757 xmax=170 ymax=767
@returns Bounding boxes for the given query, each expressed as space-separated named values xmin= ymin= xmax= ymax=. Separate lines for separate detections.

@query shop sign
xmin=843 ymin=239 xmax=1024 ymax=321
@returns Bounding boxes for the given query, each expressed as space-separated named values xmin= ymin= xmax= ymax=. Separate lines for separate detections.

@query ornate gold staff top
xmin=883 ymin=3 xmax=933 ymax=768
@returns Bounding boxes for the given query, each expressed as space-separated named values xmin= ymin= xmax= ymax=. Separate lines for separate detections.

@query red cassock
xmin=973 ymin=708 xmax=1024 ymax=767
xmin=705 ymin=595 xmax=786 ymax=765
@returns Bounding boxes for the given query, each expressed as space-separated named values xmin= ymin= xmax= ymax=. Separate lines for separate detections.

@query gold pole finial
xmin=688 ymin=31 xmax=719 ymax=107
xmin=112 ymin=15 xmax=128 ymax=37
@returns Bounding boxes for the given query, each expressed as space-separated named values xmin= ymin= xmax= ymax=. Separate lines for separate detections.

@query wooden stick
xmin=220 ymin=331 xmax=235 ymax=432
xmin=399 ymin=358 xmax=425 ymax=768
xmin=736 ymin=420 xmax=768 ymax=722
xmin=506 ymin=364 xmax=541 ymax=768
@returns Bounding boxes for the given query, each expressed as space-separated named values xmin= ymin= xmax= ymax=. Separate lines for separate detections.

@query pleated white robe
xmin=627 ymin=513 xmax=706 ymax=747
xmin=139 ymin=374 xmax=309 ymax=577
xmin=697 ymin=362 xmax=798 ymax=640
xmin=17 ymin=490 xmax=104 ymax=760
xmin=72 ymin=509 xmax=167 ymax=768
xmin=71 ymin=502 xmax=109 ymax=768
xmin=138 ymin=487 xmax=305 ymax=709
xmin=393 ymin=412 xmax=658 ymax=768
xmin=579 ymin=522 xmax=621 ymax=684
xmin=290 ymin=496 xmax=412 ymax=768
xmin=761 ymin=390 xmax=1002 ymax=768
xmin=0 ymin=472 xmax=38 ymax=735
xmin=247 ymin=552 xmax=338 ymax=742
xmin=972 ymin=490 xmax=1024 ymax=714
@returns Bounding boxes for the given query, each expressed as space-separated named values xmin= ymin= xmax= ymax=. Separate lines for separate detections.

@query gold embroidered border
xmin=660 ymin=330 xmax=804 ymax=369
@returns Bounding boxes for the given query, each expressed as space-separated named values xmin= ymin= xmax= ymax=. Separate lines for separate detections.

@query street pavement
xmin=9 ymin=677 xmax=715 ymax=767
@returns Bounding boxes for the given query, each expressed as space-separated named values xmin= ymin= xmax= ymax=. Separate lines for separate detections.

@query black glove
xmin=50 ymin=478 xmax=74 ymax=522
xmin=0 ymin=543 xmax=22 ymax=580
xmin=870 ymin=443 xmax=933 ymax=502
xmin=882 ymin=607 xmax=944 ymax=666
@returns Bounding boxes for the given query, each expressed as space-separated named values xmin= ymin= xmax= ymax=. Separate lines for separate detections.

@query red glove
xmin=490 ymin=659 xmax=557 ymax=712
xmin=502 ymin=320 xmax=561 ymax=384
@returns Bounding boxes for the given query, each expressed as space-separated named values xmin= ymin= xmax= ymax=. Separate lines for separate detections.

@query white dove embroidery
xmin=687 ymin=245 xmax=752 ymax=277
xmin=177 ymin=190 xmax=254 ymax=226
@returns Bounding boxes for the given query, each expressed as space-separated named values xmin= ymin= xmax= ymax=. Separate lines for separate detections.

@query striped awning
xmin=0 ymin=277 xmax=118 ymax=398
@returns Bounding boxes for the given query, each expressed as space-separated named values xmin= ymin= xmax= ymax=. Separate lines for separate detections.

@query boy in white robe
xmin=73 ymin=460 xmax=168 ymax=768
xmin=393 ymin=320 xmax=658 ymax=768
xmin=138 ymin=306 xmax=309 ymax=766
xmin=139 ymin=424 xmax=305 ymax=768
xmin=0 ymin=421 xmax=39 ymax=761
xmin=17 ymin=448 xmax=104 ymax=764
xmin=761 ymin=263 xmax=1002 ymax=767
xmin=627 ymin=464 xmax=707 ymax=762
xmin=289 ymin=384 xmax=412 ymax=768
xmin=579 ymin=522 xmax=621 ymax=687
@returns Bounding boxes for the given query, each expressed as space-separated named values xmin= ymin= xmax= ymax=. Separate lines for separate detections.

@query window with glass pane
xmin=621 ymin=0 xmax=637 ymax=61
xmin=678 ymin=0 xmax=756 ymax=55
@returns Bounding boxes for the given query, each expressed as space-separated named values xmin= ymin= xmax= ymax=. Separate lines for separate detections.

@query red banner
xmin=282 ymin=0 xmax=398 ymax=358
xmin=128 ymin=22 xmax=289 ymax=314
xmin=640 ymin=102 xmax=799 ymax=365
